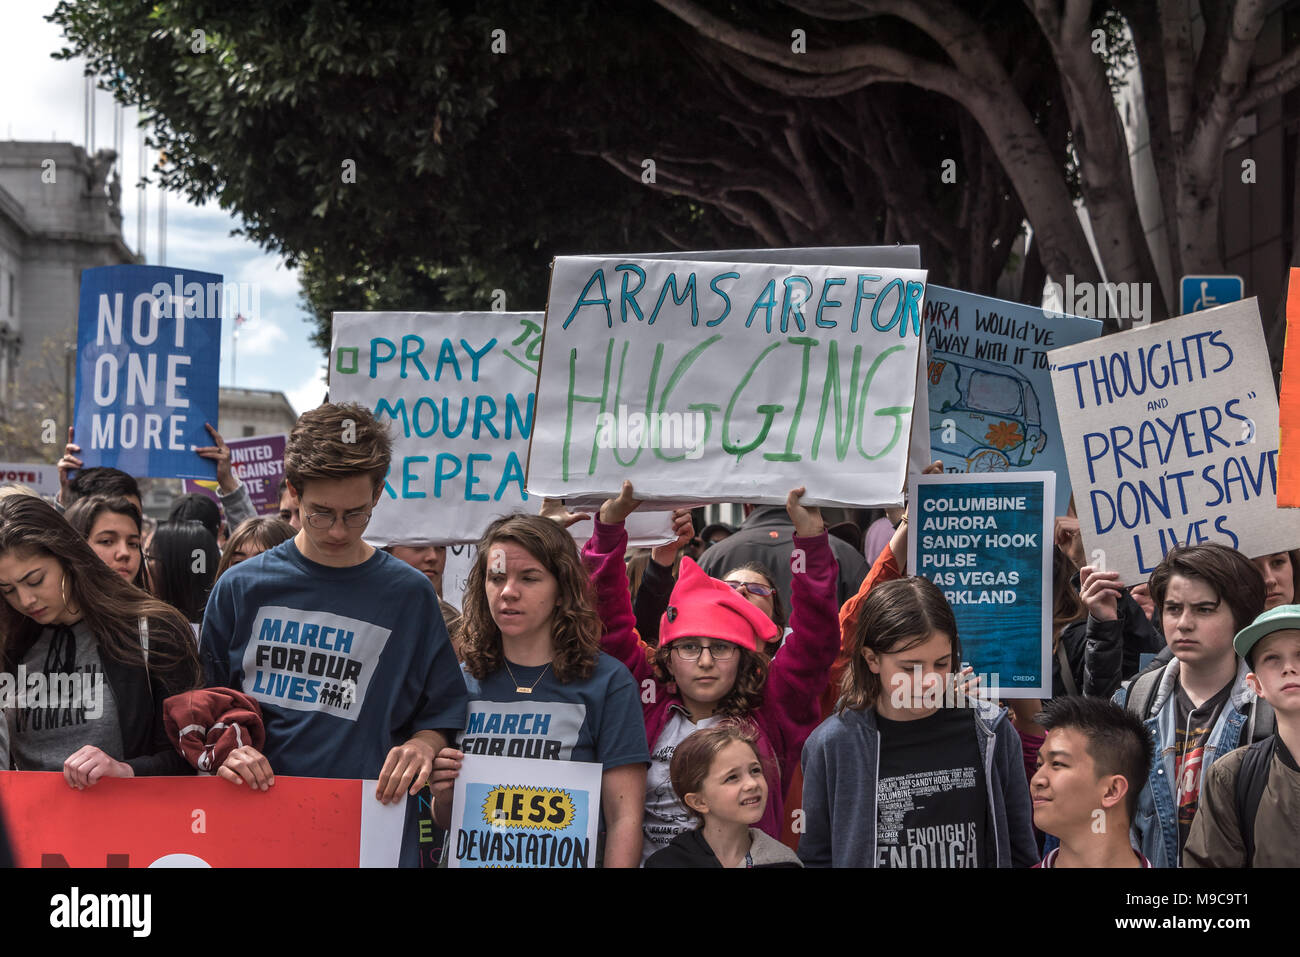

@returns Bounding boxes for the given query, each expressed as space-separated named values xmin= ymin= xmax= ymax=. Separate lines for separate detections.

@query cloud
xmin=285 ymin=366 xmax=329 ymax=417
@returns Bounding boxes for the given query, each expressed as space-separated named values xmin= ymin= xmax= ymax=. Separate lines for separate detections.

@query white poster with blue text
xmin=528 ymin=256 xmax=928 ymax=508
xmin=908 ymin=471 xmax=1054 ymax=699
xmin=1049 ymin=299 xmax=1300 ymax=584
xmin=331 ymin=312 xmax=674 ymax=546
xmin=925 ymin=286 xmax=1100 ymax=515
xmin=73 ymin=265 xmax=222 ymax=479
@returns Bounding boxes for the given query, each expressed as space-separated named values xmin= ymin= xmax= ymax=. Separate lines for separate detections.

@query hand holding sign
xmin=1078 ymin=565 xmax=1124 ymax=622
xmin=56 ymin=427 xmax=82 ymax=506
xmin=429 ymin=746 xmax=465 ymax=827
xmin=650 ymin=508 xmax=696 ymax=567
xmin=786 ymin=486 xmax=824 ymax=537
xmin=539 ymin=498 xmax=592 ymax=529
xmin=195 ymin=423 xmax=236 ymax=493
xmin=62 ymin=745 xmax=133 ymax=790
xmin=375 ymin=731 xmax=439 ymax=805
xmin=218 ymin=745 xmax=275 ymax=791
xmin=598 ymin=480 xmax=642 ymax=525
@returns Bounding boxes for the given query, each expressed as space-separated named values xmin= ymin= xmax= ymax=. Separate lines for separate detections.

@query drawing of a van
xmin=928 ymin=352 xmax=1047 ymax=472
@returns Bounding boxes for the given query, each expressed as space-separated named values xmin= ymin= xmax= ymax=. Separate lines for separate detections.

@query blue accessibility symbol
xmin=1180 ymin=275 xmax=1244 ymax=314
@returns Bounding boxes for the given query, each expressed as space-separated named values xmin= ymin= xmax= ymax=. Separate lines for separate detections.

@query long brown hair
xmin=460 ymin=514 xmax=601 ymax=683
xmin=215 ymin=516 xmax=295 ymax=581
xmin=64 ymin=494 xmax=151 ymax=592
xmin=0 ymin=496 xmax=200 ymax=687
xmin=839 ymin=576 xmax=959 ymax=712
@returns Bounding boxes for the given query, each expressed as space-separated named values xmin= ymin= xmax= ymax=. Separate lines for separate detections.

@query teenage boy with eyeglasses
xmin=200 ymin=403 xmax=467 ymax=866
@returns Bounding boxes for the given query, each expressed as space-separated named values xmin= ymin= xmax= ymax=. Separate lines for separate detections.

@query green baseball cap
xmin=1233 ymin=603 xmax=1300 ymax=663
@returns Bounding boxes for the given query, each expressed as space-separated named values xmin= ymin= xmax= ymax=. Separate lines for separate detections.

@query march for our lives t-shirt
xmin=460 ymin=655 xmax=649 ymax=770
xmin=875 ymin=707 xmax=989 ymax=868
xmin=200 ymin=540 xmax=469 ymax=864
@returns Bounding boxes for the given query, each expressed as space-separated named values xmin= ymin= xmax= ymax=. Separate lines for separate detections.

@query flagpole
xmin=232 ymin=327 xmax=238 ymax=387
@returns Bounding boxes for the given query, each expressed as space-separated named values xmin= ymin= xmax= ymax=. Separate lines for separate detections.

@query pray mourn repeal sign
xmin=73 ymin=265 xmax=222 ymax=480
xmin=448 ymin=754 xmax=602 ymax=868
xmin=0 ymin=772 xmax=404 ymax=867
xmin=527 ymin=256 xmax=928 ymax=507
xmin=1049 ymin=299 xmax=1300 ymax=584
xmin=330 ymin=312 xmax=674 ymax=546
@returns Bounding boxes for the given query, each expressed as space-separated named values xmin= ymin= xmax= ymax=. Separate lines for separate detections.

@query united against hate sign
xmin=73 ymin=265 xmax=222 ymax=480
xmin=1049 ymin=299 xmax=1300 ymax=584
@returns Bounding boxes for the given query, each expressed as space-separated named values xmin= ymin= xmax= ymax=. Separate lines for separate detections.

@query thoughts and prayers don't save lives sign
xmin=1049 ymin=299 xmax=1300 ymax=584
xmin=526 ymin=256 xmax=928 ymax=508
xmin=73 ymin=264 xmax=222 ymax=480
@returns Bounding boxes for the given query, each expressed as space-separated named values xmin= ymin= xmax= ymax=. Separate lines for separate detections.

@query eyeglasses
xmin=304 ymin=510 xmax=372 ymax=530
xmin=725 ymin=580 xmax=774 ymax=598
xmin=671 ymin=640 xmax=737 ymax=661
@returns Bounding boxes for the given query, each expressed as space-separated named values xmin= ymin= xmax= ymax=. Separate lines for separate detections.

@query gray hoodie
xmin=798 ymin=701 xmax=1038 ymax=868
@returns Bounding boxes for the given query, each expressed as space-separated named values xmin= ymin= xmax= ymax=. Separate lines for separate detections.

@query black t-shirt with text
xmin=875 ymin=706 xmax=989 ymax=868
xmin=1173 ymin=679 xmax=1232 ymax=851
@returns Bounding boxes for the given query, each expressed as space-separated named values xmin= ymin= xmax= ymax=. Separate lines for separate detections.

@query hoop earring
xmin=59 ymin=573 xmax=76 ymax=619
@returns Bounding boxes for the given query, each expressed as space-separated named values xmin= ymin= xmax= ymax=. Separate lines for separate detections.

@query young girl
xmin=148 ymin=520 xmax=219 ymax=628
xmin=0 ymin=495 xmax=200 ymax=781
xmin=64 ymin=494 xmax=149 ymax=591
xmin=214 ymin=517 xmax=295 ymax=581
xmin=581 ymin=482 xmax=839 ymax=862
xmin=645 ymin=723 xmax=801 ymax=868
xmin=800 ymin=576 xmax=1036 ymax=868
xmin=429 ymin=513 xmax=649 ymax=866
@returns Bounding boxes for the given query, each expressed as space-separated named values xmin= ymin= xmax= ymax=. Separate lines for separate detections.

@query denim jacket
xmin=1112 ymin=658 xmax=1261 ymax=868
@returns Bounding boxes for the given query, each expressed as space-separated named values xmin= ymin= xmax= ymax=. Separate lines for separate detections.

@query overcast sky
xmin=1 ymin=2 xmax=328 ymax=417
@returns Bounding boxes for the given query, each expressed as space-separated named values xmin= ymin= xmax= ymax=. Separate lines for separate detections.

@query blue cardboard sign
xmin=73 ymin=265 xmax=222 ymax=480
xmin=925 ymin=286 xmax=1100 ymax=516
xmin=908 ymin=471 xmax=1054 ymax=698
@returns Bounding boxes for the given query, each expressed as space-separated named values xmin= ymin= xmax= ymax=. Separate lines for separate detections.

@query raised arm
xmin=577 ymin=482 xmax=653 ymax=682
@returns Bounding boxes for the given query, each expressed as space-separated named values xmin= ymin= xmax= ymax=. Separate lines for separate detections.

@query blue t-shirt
xmin=460 ymin=653 xmax=649 ymax=771
xmin=200 ymin=539 xmax=469 ymax=864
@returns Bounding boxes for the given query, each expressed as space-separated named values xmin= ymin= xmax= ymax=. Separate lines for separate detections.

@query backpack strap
xmin=1245 ymin=697 xmax=1275 ymax=743
xmin=1233 ymin=736 xmax=1275 ymax=868
xmin=1056 ymin=644 xmax=1079 ymax=697
xmin=1124 ymin=667 xmax=1162 ymax=719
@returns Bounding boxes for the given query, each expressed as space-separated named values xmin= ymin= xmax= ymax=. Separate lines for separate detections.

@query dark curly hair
xmin=653 ymin=641 xmax=770 ymax=718
xmin=460 ymin=514 xmax=601 ymax=683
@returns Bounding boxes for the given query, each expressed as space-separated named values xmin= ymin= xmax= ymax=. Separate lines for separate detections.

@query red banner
xmin=0 ymin=772 xmax=403 ymax=867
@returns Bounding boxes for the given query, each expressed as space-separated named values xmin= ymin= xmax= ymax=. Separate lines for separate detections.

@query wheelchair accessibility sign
xmin=1180 ymin=275 xmax=1243 ymax=314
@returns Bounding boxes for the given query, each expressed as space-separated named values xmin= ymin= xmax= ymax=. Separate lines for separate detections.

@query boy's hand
xmin=218 ymin=745 xmax=275 ymax=791
xmin=1079 ymin=565 xmax=1123 ymax=622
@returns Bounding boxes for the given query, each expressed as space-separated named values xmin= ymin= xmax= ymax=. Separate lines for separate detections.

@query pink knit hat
xmin=660 ymin=558 xmax=780 ymax=652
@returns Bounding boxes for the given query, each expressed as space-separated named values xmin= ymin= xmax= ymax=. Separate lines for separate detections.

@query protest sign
xmin=631 ymin=246 xmax=933 ymax=480
xmin=908 ymin=471 xmax=1054 ymax=698
xmin=183 ymin=433 xmax=286 ymax=515
xmin=330 ymin=311 xmax=675 ymax=545
xmin=73 ymin=265 xmax=222 ymax=480
xmin=1049 ymin=299 xmax=1300 ymax=583
xmin=0 ymin=772 xmax=404 ymax=867
xmin=528 ymin=256 xmax=928 ymax=508
xmin=448 ymin=754 xmax=602 ymax=868
xmin=925 ymin=286 xmax=1101 ymax=515
xmin=0 ymin=462 xmax=60 ymax=499
xmin=1279 ymin=269 xmax=1300 ymax=506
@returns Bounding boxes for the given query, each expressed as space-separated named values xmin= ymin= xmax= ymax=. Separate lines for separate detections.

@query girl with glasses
xmin=581 ymin=481 xmax=840 ymax=863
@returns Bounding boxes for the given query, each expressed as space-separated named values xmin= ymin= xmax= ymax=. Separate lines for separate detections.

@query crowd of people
xmin=0 ymin=401 xmax=1296 ymax=869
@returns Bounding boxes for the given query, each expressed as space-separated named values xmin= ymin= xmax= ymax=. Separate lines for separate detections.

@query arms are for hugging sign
xmin=527 ymin=256 xmax=928 ymax=508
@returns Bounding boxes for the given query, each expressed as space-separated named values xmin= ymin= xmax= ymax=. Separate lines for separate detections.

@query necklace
xmin=503 ymin=658 xmax=552 ymax=694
